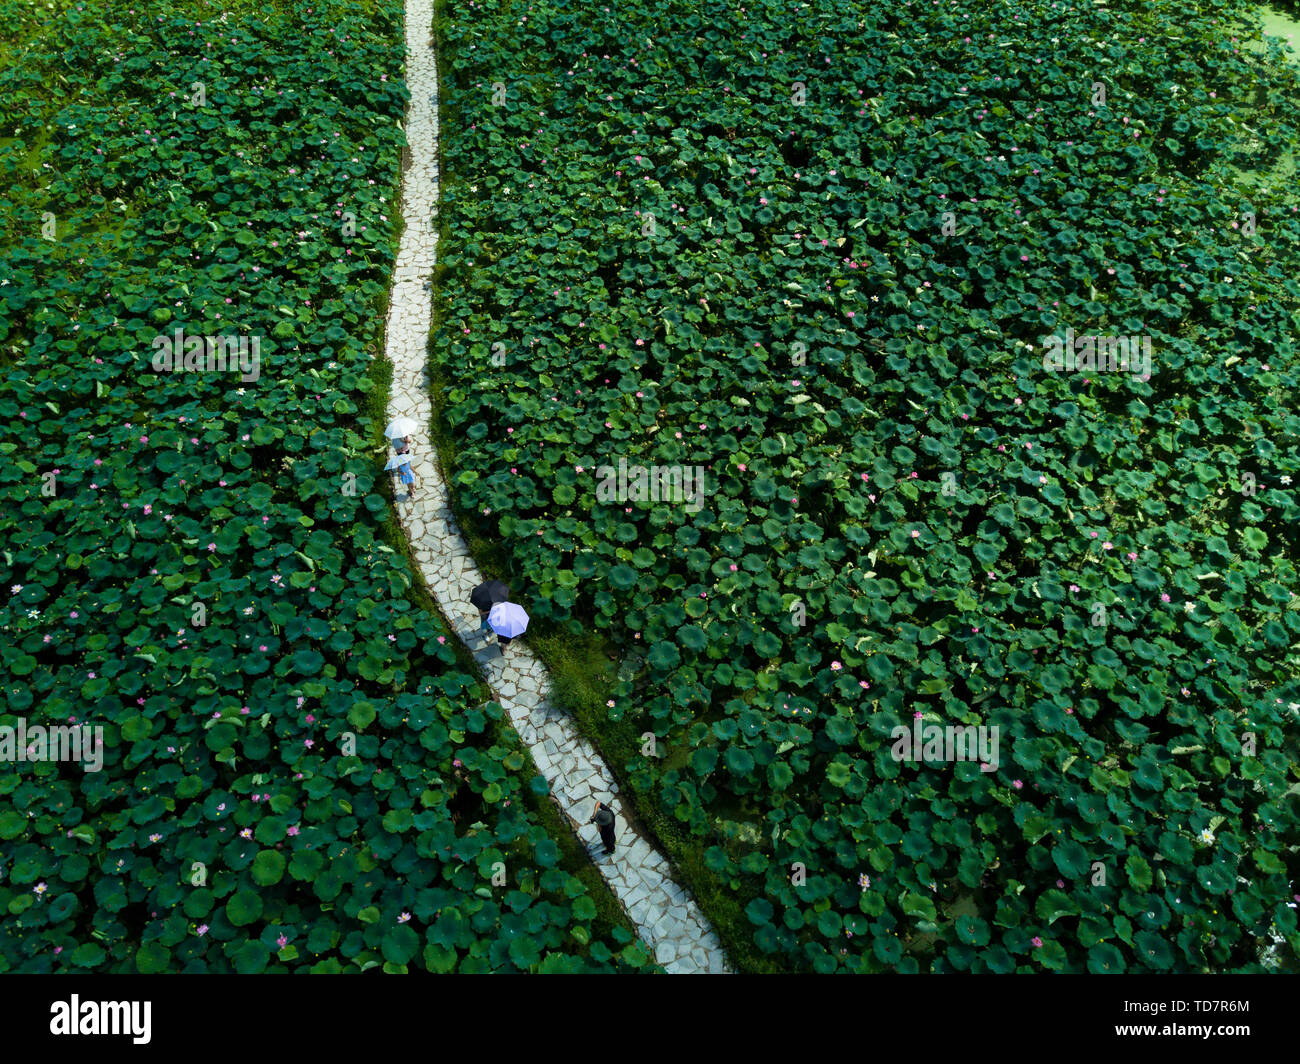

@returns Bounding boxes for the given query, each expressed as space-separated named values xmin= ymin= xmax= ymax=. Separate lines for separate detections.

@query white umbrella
xmin=385 ymin=416 xmax=418 ymax=439
xmin=384 ymin=454 xmax=412 ymax=471
xmin=488 ymin=602 xmax=529 ymax=638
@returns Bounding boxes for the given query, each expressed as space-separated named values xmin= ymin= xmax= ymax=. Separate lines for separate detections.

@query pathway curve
xmin=382 ymin=0 xmax=730 ymax=974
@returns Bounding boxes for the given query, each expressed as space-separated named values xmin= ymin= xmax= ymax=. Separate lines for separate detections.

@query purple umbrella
xmin=488 ymin=601 xmax=529 ymax=638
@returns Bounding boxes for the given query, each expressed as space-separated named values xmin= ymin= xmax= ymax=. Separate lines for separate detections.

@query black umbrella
xmin=470 ymin=580 xmax=511 ymax=611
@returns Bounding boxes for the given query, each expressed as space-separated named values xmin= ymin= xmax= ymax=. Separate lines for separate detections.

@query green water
xmin=1227 ymin=6 xmax=1300 ymax=191
xmin=1258 ymin=4 xmax=1300 ymax=55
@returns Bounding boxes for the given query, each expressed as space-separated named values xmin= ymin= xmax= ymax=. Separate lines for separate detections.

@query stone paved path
xmin=382 ymin=0 xmax=730 ymax=974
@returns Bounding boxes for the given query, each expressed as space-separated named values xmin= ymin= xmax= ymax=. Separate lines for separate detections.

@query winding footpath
xmin=382 ymin=0 xmax=730 ymax=974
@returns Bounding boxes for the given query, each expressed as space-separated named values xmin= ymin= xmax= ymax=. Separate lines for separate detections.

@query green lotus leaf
xmin=608 ymin=564 xmax=638 ymax=590
xmin=135 ymin=942 xmax=171 ymax=974
xmin=226 ymin=891 xmax=264 ymax=927
xmin=677 ymin=625 xmax=708 ymax=651
xmin=251 ymin=850 xmax=287 ymax=886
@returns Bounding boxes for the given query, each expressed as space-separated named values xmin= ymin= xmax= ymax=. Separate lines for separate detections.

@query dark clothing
xmin=593 ymin=806 xmax=616 ymax=854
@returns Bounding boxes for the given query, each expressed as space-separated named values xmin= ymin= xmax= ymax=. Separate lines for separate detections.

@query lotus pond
xmin=1 ymin=0 xmax=1297 ymax=977
xmin=0 ymin=0 xmax=651 ymax=973
xmin=431 ymin=0 xmax=1300 ymax=972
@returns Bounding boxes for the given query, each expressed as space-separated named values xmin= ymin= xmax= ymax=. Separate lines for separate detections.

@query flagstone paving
xmin=379 ymin=0 xmax=730 ymax=975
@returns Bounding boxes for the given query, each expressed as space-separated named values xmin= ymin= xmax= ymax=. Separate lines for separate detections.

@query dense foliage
xmin=0 ymin=0 xmax=646 ymax=973
xmin=434 ymin=0 xmax=1300 ymax=971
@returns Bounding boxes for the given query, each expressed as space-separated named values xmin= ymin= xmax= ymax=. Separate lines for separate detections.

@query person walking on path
xmin=486 ymin=600 xmax=528 ymax=656
xmin=588 ymin=800 xmax=617 ymax=856
xmin=386 ymin=441 xmax=418 ymax=501
xmin=470 ymin=580 xmax=511 ymax=642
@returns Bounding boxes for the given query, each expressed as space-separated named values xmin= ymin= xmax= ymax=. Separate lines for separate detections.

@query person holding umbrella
xmin=470 ymin=579 xmax=511 ymax=639
xmin=385 ymin=415 xmax=419 ymax=447
xmin=383 ymin=417 xmax=419 ymax=501
xmin=385 ymin=443 xmax=417 ymax=501
xmin=486 ymin=600 xmax=528 ymax=653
